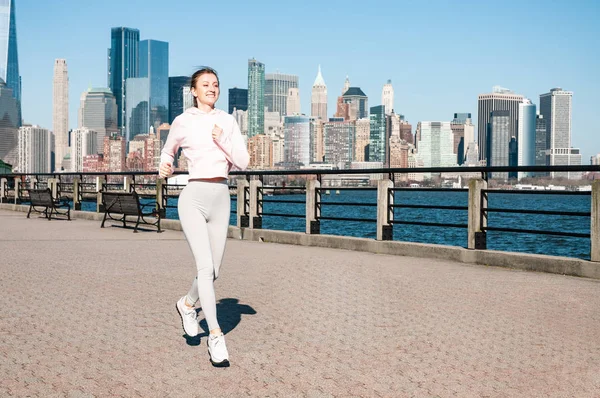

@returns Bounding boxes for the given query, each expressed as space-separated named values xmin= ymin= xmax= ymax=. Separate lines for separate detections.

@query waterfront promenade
xmin=1 ymin=209 xmax=599 ymax=397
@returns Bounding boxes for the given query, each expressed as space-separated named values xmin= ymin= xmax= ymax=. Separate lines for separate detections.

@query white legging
xmin=178 ymin=180 xmax=230 ymax=332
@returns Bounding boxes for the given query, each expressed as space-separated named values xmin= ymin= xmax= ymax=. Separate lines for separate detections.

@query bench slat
xmin=29 ymin=189 xmax=54 ymax=206
xmin=103 ymin=192 xmax=143 ymax=216
xmin=101 ymin=191 xmax=161 ymax=232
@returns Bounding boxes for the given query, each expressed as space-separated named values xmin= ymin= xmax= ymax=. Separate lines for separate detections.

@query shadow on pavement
xmin=184 ymin=298 xmax=257 ymax=346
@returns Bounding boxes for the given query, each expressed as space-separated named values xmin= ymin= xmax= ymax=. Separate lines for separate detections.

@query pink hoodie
xmin=160 ymin=107 xmax=249 ymax=179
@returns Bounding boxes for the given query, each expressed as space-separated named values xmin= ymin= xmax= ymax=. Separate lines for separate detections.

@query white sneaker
xmin=208 ymin=333 xmax=230 ymax=367
xmin=176 ymin=296 xmax=199 ymax=337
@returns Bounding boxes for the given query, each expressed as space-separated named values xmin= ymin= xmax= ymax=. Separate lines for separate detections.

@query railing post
xmin=124 ymin=175 xmax=133 ymax=192
xmin=73 ymin=177 xmax=81 ymax=210
xmin=96 ymin=176 xmax=105 ymax=213
xmin=29 ymin=177 xmax=37 ymax=189
xmin=376 ymin=178 xmax=393 ymax=240
xmin=14 ymin=177 xmax=21 ymax=204
xmin=249 ymin=179 xmax=262 ymax=229
xmin=156 ymin=178 xmax=166 ymax=218
xmin=47 ymin=178 xmax=58 ymax=200
xmin=591 ymin=180 xmax=600 ymax=262
xmin=468 ymin=178 xmax=488 ymax=249
xmin=306 ymin=179 xmax=320 ymax=234
xmin=237 ymin=178 xmax=250 ymax=228
xmin=1 ymin=177 xmax=7 ymax=203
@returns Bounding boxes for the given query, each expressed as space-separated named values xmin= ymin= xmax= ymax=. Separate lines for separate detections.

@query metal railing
xmin=317 ymin=187 xmax=378 ymax=224
xmin=391 ymin=187 xmax=470 ymax=230
xmin=1 ymin=164 xmax=599 ymax=261
xmin=258 ymin=186 xmax=306 ymax=220
xmin=481 ymin=189 xmax=591 ymax=239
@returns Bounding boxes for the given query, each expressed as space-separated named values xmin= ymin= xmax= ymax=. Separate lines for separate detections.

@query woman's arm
xmin=160 ymin=117 xmax=183 ymax=172
xmin=214 ymin=118 xmax=250 ymax=171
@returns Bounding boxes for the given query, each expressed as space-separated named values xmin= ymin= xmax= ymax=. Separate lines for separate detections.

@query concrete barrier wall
xmin=3 ymin=203 xmax=599 ymax=280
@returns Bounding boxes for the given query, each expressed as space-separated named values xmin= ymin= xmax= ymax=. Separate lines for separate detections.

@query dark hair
xmin=190 ymin=67 xmax=219 ymax=107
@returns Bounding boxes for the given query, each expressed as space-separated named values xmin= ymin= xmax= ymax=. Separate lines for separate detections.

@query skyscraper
xmin=342 ymin=87 xmax=368 ymax=120
xmin=414 ymin=121 xmax=456 ymax=178
xmin=451 ymin=114 xmax=474 ymax=165
xmin=389 ymin=136 xmax=410 ymax=181
xmin=369 ymin=105 xmax=386 ymax=163
xmin=464 ymin=142 xmax=480 ymax=167
xmin=71 ymin=128 xmax=98 ymax=172
xmin=125 ymin=77 xmax=150 ymax=142
xmin=0 ymin=78 xmax=19 ymax=164
xmin=309 ymin=118 xmax=324 ymax=163
xmin=509 ymin=136 xmax=518 ymax=179
xmin=487 ymin=110 xmax=511 ymax=178
xmin=169 ymin=76 xmax=190 ymax=122
xmin=386 ymin=113 xmax=401 ymax=164
xmin=324 ymin=118 xmax=355 ymax=168
xmin=517 ymin=100 xmax=536 ymax=179
xmin=228 ymin=87 xmax=248 ymax=114
xmin=247 ymin=59 xmax=265 ymax=138
xmin=382 ymin=80 xmax=394 ymax=115
xmin=535 ymin=115 xmax=547 ymax=167
xmin=387 ymin=112 xmax=400 ymax=137
xmin=283 ymin=115 xmax=310 ymax=167
xmin=17 ymin=125 xmax=52 ymax=174
xmin=265 ymin=72 xmax=298 ymax=117
xmin=139 ymin=39 xmax=168 ymax=132
xmin=477 ymin=86 xmax=524 ymax=162
xmin=286 ymin=88 xmax=300 ymax=116
xmin=0 ymin=0 xmax=20 ymax=124
xmin=272 ymin=134 xmax=284 ymax=166
xmin=109 ymin=27 xmax=140 ymax=132
xmin=354 ymin=118 xmax=370 ymax=162
xmin=264 ymin=109 xmax=282 ymax=136
xmin=539 ymin=88 xmax=580 ymax=178
xmin=311 ymin=65 xmax=327 ymax=121
xmin=400 ymin=121 xmax=413 ymax=145
xmin=540 ymin=88 xmax=572 ymax=151
xmin=78 ymin=88 xmax=118 ymax=154
xmin=53 ymin=59 xmax=69 ymax=171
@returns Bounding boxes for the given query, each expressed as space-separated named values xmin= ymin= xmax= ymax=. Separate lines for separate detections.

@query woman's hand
xmin=212 ymin=124 xmax=223 ymax=141
xmin=159 ymin=162 xmax=173 ymax=178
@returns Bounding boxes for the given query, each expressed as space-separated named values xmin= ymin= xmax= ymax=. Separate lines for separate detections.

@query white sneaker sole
xmin=209 ymin=352 xmax=230 ymax=368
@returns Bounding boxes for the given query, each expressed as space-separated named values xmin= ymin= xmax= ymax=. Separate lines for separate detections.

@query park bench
xmin=101 ymin=191 xmax=162 ymax=233
xmin=26 ymin=188 xmax=71 ymax=220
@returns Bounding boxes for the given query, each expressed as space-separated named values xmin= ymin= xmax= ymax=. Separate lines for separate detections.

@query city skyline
xmin=14 ymin=0 xmax=600 ymax=162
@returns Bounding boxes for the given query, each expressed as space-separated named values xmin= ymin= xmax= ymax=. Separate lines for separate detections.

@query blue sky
xmin=17 ymin=0 xmax=600 ymax=161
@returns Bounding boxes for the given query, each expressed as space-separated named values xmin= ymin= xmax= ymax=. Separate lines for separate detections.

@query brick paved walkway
xmin=0 ymin=210 xmax=599 ymax=397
